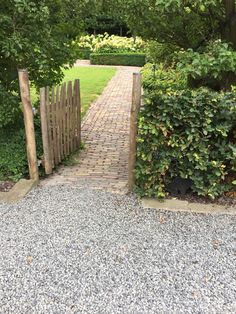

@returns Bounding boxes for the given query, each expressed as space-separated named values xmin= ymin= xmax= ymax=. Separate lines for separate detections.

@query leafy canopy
xmin=0 ymin=0 xmax=91 ymax=127
xmin=105 ymin=0 xmax=234 ymax=50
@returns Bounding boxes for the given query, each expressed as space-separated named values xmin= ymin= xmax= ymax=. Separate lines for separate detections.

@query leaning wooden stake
xmin=40 ymin=87 xmax=53 ymax=174
xmin=128 ymin=72 xmax=142 ymax=192
xmin=18 ymin=69 xmax=39 ymax=182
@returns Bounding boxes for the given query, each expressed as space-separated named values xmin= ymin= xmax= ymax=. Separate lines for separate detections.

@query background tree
xmin=84 ymin=1 xmax=128 ymax=36
xmin=0 ymin=0 xmax=90 ymax=127
xmin=108 ymin=0 xmax=236 ymax=51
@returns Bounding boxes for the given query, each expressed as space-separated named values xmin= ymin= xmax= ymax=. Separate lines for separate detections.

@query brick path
xmin=42 ymin=65 xmax=140 ymax=193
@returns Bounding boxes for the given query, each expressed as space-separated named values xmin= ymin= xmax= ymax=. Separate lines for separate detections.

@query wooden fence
xmin=40 ymin=80 xmax=81 ymax=174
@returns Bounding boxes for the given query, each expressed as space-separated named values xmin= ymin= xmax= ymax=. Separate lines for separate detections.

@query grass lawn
xmin=31 ymin=66 xmax=116 ymax=117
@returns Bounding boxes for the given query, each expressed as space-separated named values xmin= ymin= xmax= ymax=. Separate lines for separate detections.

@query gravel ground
xmin=0 ymin=185 xmax=235 ymax=314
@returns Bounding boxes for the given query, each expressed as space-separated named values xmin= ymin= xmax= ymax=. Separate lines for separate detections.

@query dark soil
xmin=167 ymin=192 xmax=236 ymax=208
xmin=0 ymin=181 xmax=15 ymax=192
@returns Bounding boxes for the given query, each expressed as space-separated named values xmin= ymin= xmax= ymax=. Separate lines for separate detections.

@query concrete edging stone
xmin=0 ymin=179 xmax=37 ymax=204
xmin=142 ymin=197 xmax=236 ymax=215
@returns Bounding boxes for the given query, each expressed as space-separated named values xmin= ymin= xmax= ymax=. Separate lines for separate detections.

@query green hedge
xmin=90 ymin=53 xmax=146 ymax=66
xmin=136 ymin=67 xmax=236 ymax=199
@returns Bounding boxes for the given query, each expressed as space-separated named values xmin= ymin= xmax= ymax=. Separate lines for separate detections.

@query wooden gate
xmin=40 ymin=80 xmax=81 ymax=174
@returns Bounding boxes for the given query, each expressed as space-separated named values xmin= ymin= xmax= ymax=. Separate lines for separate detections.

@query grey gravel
xmin=0 ymin=185 xmax=235 ymax=314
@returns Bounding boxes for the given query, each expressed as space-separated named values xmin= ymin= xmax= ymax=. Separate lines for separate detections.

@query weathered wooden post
xmin=128 ymin=72 xmax=142 ymax=192
xmin=18 ymin=69 xmax=39 ymax=182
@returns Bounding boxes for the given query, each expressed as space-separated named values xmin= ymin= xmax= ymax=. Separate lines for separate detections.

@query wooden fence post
xmin=18 ymin=69 xmax=39 ymax=182
xmin=128 ymin=72 xmax=142 ymax=192
xmin=40 ymin=87 xmax=53 ymax=174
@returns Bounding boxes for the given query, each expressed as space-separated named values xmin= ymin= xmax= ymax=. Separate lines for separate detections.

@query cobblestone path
xmin=42 ymin=66 xmax=140 ymax=193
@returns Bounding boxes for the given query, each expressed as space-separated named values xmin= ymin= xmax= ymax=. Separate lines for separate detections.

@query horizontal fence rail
xmin=40 ymin=80 xmax=81 ymax=174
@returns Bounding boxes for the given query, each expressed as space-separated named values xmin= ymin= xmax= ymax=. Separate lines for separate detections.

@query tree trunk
xmin=120 ymin=26 xmax=123 ymax=37
xmin=223 ymin=0 xmax=236 ymax=50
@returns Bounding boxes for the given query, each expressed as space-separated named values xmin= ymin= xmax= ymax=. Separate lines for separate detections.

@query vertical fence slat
xmin=69 ymin=81 xmax=73 ymax=154
xmin=40 ymin=87 xmax=53 ymax=174
xmin=55 ymin=86 xmax=61 ymax=163
xmin=51 ymin=87 xmax=59 ymax=166
xmin=66 ymin=82 xmax=71 ymax=155
xmin=58 ymin=85 xmax=63 ymax=160
xmin=72 ymin=81 xmax=77 ymax=150
xmin=46 ymin=86 xmax=54 ymax=168
xmin=62 ymin=83 xmax=67 ymax=158
xmin=128 ymin=72 xmax=142 ymax=192
xmin=73 ymin=80 xmax=77 ymax=150
xmin=64 ymin=82 xmax=68 ymax=156
xmin=60 ymin=83 xmax=64 ymax=159
xmin=76 ymin=79 xmax=81 ymax=148
xmin=72 ymin=82 xmax=76 ymax=151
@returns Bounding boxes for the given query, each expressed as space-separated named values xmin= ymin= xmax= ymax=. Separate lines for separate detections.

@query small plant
xmin=0 ymin=116 xmax=43 ymax=182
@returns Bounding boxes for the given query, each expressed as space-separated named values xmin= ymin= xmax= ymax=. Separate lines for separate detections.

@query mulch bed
xmin=0 ymin=181 xmax=15 ymax=192
xmin=168 ymin=192 xmax=236 ymax=208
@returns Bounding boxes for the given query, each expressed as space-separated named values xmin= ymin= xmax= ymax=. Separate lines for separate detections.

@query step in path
xmin=41 ymin=65 xmax=140 ymax=193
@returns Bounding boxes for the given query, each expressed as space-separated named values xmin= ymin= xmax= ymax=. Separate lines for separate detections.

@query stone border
xmin=0 ymin=179 xmax=37 ymax=204
xmin=142 ymin=198 xmax=236 ymax=215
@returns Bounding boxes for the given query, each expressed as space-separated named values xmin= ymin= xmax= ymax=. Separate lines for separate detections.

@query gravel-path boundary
xmin=0 ymin=185 xmax=235 ymax=313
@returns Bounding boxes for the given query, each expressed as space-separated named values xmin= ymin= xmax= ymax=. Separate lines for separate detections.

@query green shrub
xmin=0 ymin=85 xmax=21 ymax=128
xmin=145 ymin=41 xmax=179 ymax=65
xmin=74 ymin=33 xmax=145 ymax=55
xmin=92 ymin=35 xmax=145 ymax=53
xmin=90 ymin=53 xmax=146 ymax=66
xmin=0 ymin=117 xmax=43 ymax=182
xmin=77 ymin=48 xmax=91 ymax=60
xmin=136 ymin=87 xmax=236 ymax=199
xmin=142 ymin=63 xmax=187 ymax=92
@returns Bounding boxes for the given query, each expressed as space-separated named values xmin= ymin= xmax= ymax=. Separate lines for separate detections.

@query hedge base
xmin=90 ymin=53 xmax=146 ymax=67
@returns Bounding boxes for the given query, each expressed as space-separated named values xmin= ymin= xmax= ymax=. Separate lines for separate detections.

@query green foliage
xmin=90 ymin=53 xmax=146 ymax=66
xmin=0 ymin=117 xmax=43 ymax=182
xmin=0 ymin=85 xmax=20 ymax=128
xmin=83 ymin=0 xmax=128 ymax=35
xmin=106 ymin=0 xmax=222 ymax=49
xmin=177 ymin=40 xmax=236 ymax=89
xmin=77 ymin=48 xmax=92 ymax=60
xmin=142 ymin=63 xmax=187 ymax=92
xmin=0 ymin=0 xmax=89 ymax=126
xmin=145 ymin=41 xmax=179 ymax=65
xmin=136 ymin=70 xmax=236 ymax=199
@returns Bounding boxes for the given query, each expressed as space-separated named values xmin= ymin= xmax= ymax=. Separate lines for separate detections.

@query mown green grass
xmin=31 ymin=66 xmax=116 ymax=117
xmin=62 ymin=66 xmax=117 ymax=117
